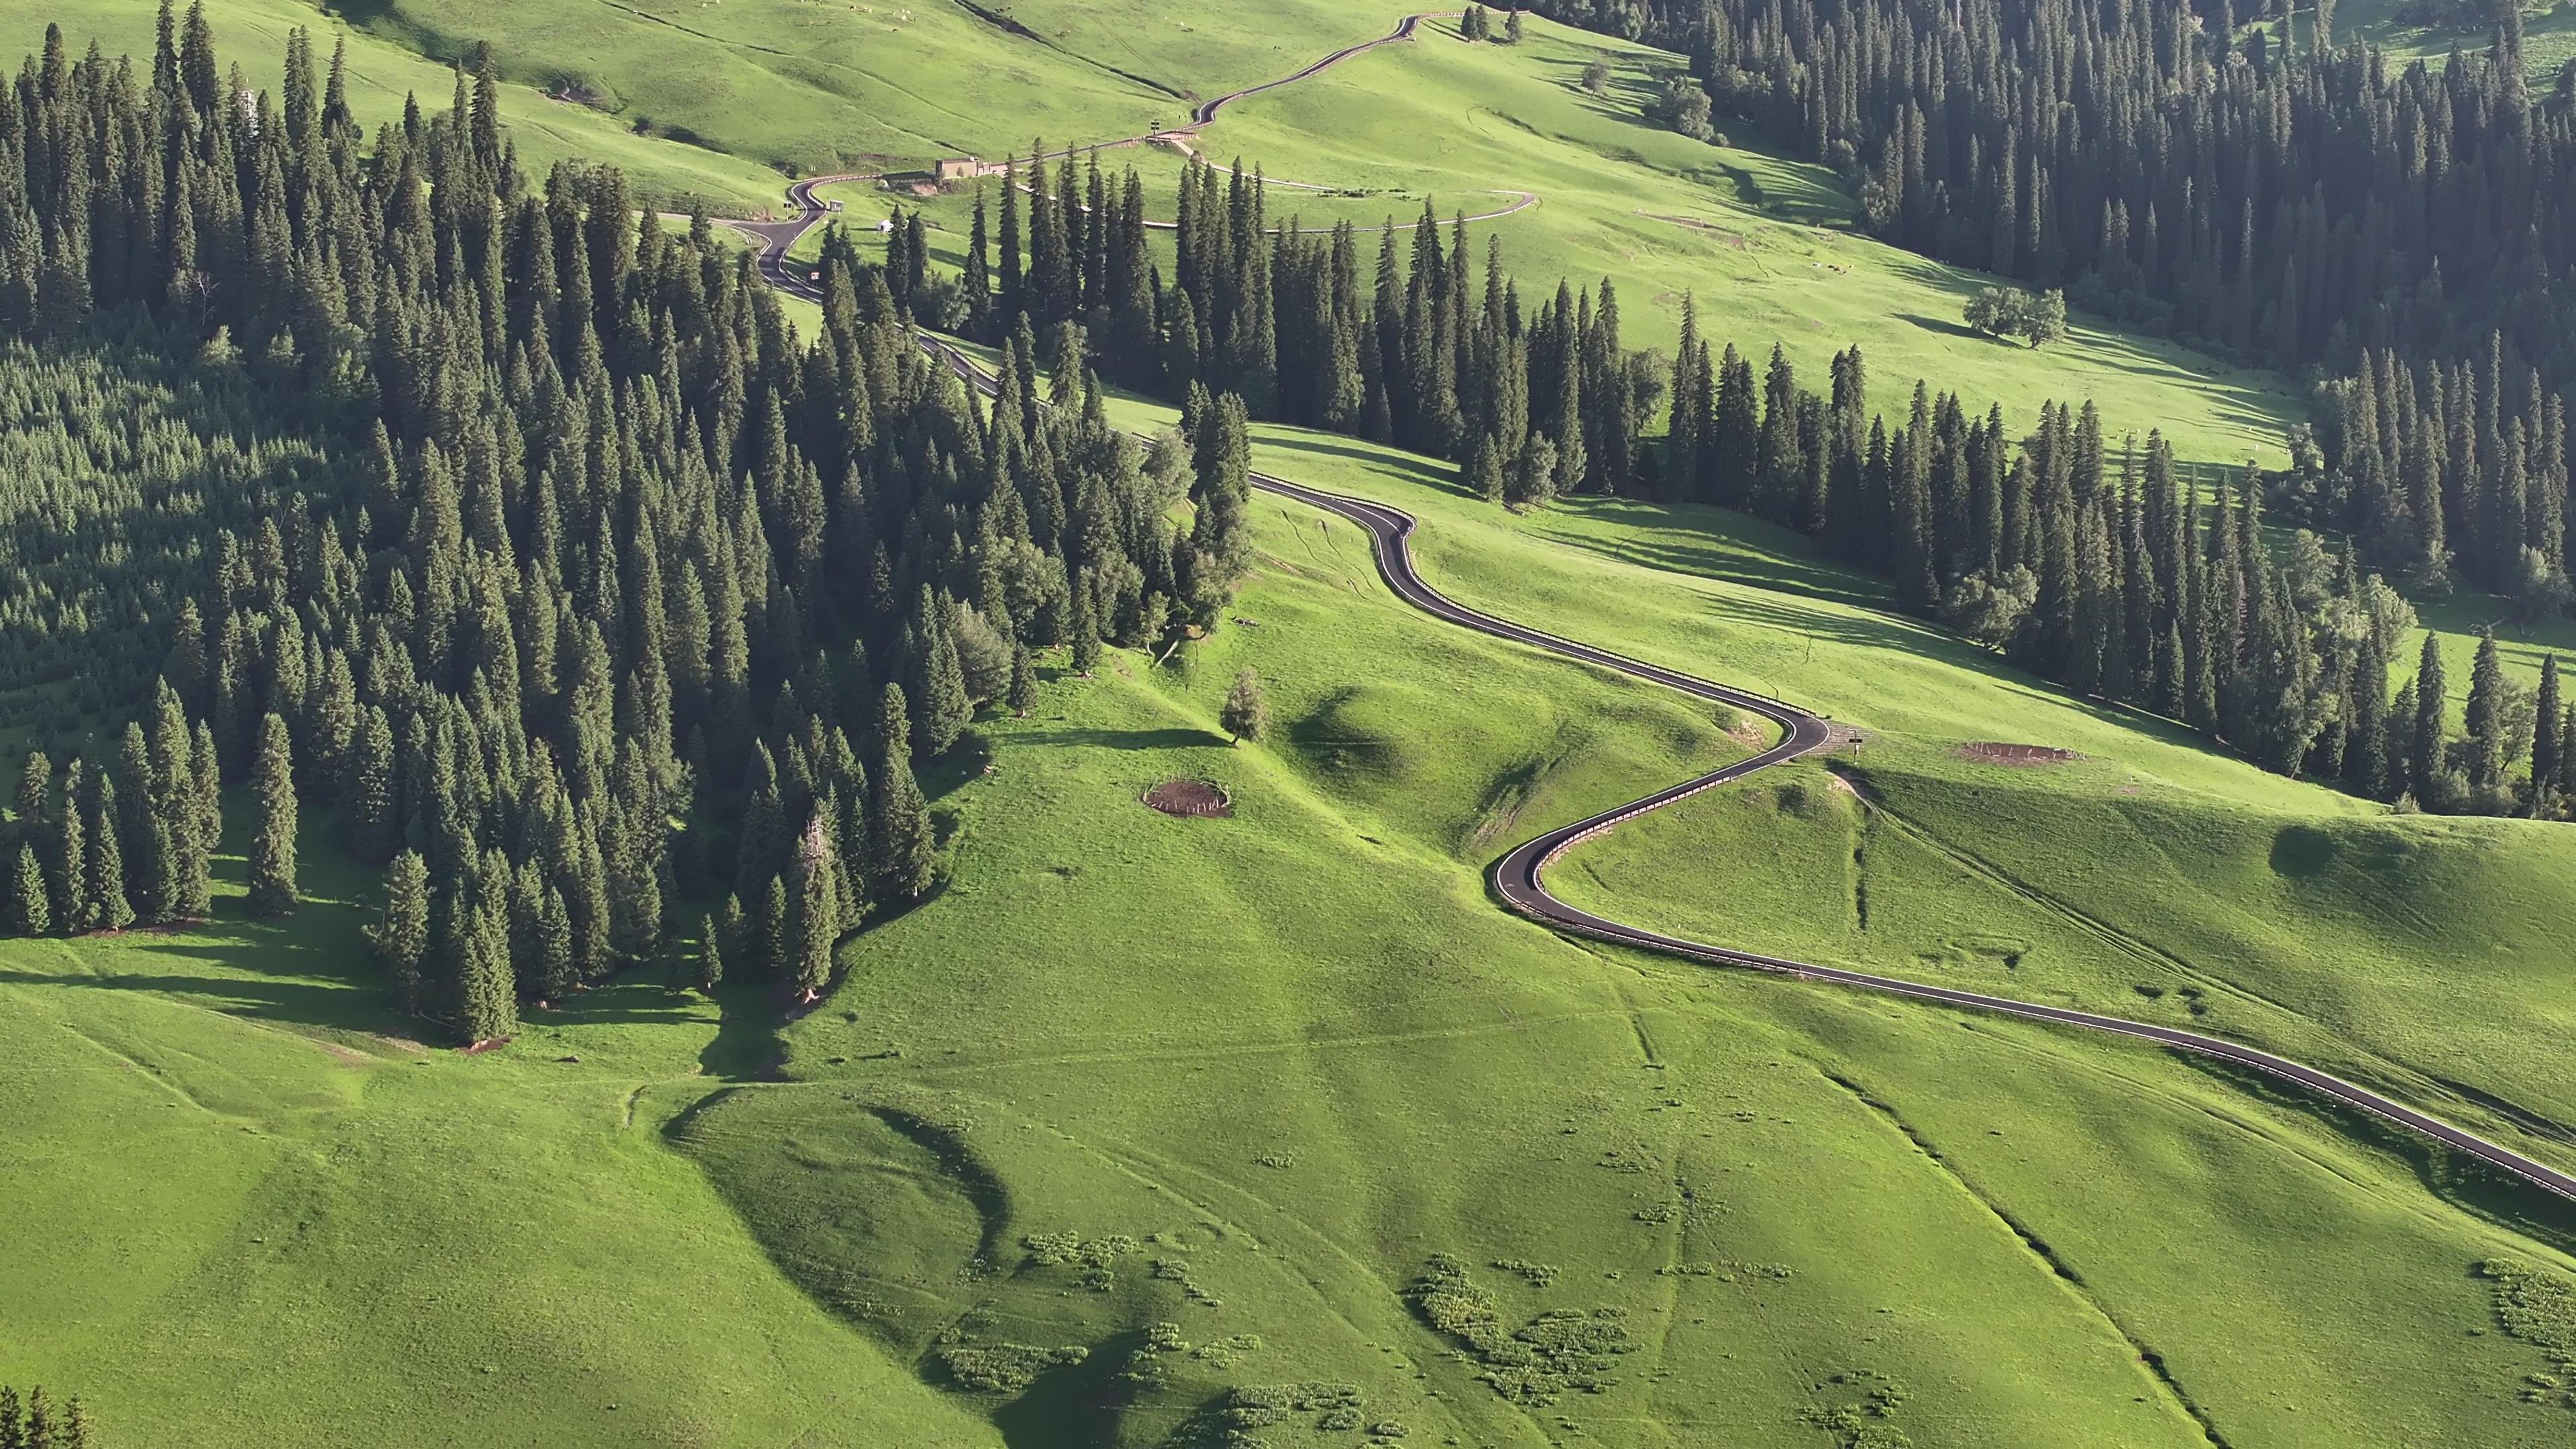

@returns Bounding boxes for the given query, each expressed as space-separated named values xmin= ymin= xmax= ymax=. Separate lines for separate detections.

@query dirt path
xmin=729 ymin=11 xmax=1509 ymax=284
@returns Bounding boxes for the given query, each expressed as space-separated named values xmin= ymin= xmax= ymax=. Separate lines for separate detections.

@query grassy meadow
xmin=6 ymin=5 xmax=2576 ymax=1448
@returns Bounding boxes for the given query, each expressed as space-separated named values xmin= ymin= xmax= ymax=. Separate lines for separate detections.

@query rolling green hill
xmin=10 ymin=350 xmax=2572 ymax=1447
xmin=6 ymin=6 xmax=2576 ymax=1448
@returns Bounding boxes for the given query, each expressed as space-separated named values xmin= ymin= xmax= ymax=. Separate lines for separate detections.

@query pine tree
xmin=871 ymin=684 xmax=936 ymax=902
xmin=909 ymin=588 xmax=973 ymax=759
xmin=1008 ymin=643 xmax=1037 ymax=718
xmin=788 ymin=811 xmax=838 ymax=1002
xmin=2410 ymin=635 xmax=2449 ymax=807
xmin=2462 ymin=627 xmax=2507 ymax=798
xmin=373 ymin=850 xmax=430 ymax=1014
xmin=247 ymin=713 xmax=298 ymax=915
xmin=1503 ymin=7 xmax=1524 ymax=42
xmin=87 ymin=784 xmax=132 ymax=932
xmin=13 ymin=750 xmax=46 ymax=828
xmin=52 ymin=759 xmax=85 ymax=934
xmin=453 ymin=891 xmax=517 ymax=1046
xmin=1068 ymin=584 xmax=1103 ymax=676
xmin=695 ymin=912 xmax=725 ymax=994
xmin=2533 ymin=656 xmax=2563 ymax=809
xmin=1221 ymin=668 xmax=1270 ymax=744
xmin=8 ymin=841 xmax=48 ymax=936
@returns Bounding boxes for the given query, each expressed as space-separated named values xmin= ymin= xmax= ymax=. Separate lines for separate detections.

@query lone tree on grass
xmin=1221 ymin=668 xmax=1271 ymax=745
xmin=246 ymin=712 xmax=298 ymax=916
xmin=1503 ymin=7 xmax=1525 ymax=42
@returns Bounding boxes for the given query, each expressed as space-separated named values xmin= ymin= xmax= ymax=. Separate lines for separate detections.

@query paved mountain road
xmin=726 ymin=12 xmax=2576 ymax=1212
xmin=904 ymin=337 xmax=2576 ymax=1210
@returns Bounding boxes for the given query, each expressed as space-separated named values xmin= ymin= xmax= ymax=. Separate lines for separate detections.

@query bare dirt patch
xmin=1958 ymin=742 xmax=2084 ymax=767
xmin=1143 ymin=780 xmax=1232 ymax=818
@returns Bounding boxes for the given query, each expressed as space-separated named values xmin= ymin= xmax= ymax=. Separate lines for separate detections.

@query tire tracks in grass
xmin=887 ymin=1005 xmax=1644 ymax=1078
xmin=940 ymin=0 xmax=1185 ymax=101
xmin=1811 ymin=1065 xmax=2232 ymax=1448
xmin=997 ymin=1104 xmax=1553 ymax=1446
xmin=1837 ymin=769 xmax=2300 ymax=1021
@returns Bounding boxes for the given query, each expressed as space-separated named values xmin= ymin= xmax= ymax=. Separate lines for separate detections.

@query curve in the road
xmin=899 ymin=332 xmax=2576 ymax=1210
xmin=1262 ymin=474 xmax=2576 ymax=1208
xmin=722 ymin=5 xmax=2576 ymax=1212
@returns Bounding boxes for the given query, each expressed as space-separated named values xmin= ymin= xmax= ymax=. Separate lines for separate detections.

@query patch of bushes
xmin=1022 ymin=1230 xmax=1138 ymax=1290
xmin=2479 ymin=1258 xmax=2576 ymax=1412
xmin=934 ymin=1340 xmax=1089 ymax=1393
xmin=1405 ymin=1255 xmax=1636 ymax=1405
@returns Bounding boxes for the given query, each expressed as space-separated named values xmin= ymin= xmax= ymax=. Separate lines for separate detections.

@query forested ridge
xmin=0 ymin=0 xmax=2565 ymax=1063
xmin=1541 ymin=0 xmax=2576 ymax=388
xmin=0 ymin=11 xmax=1268 ymax=1039
xmin=1530 ymin=0 xmax=2576 ymax=618
xmin=944 ymin=134 xmax=2567 ymax=813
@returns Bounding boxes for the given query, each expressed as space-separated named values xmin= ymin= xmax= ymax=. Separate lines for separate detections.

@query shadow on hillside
xmin=1898 ymin=311 xmax=1987 ymax=343
xmin=2182 ymin=1053 xmax=2576 ymax=1258
xmin=1535 ymin=498 xmax=1893 ymax=610
xmin=1012 ymin=726 xmax=1221 ymax=753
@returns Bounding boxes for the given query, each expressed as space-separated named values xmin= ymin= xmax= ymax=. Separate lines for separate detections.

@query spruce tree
xmin=247 ymin=713 xmax=298 ymax=915
xmin=87 ymin=785 xmax=132 ymax=932
xmin=1008 ymin=643 xmax=1037 ymax=718
xmin=871 ymin=684 xmax=938 ymax=903
xmin=2462 ymin=627 xmax=2506 ymax=798
xmin=2533 ymin=656 xmax=2563 ymax=808
xmin=1068 ymin=588 xmax=1103 ymax=676
xmin=374 ymin=850 xmax=430 ymax=1014
xmin=453 ymin=892 xmax=517 ymax=1046
xmin=696 ymin=912 xmax=725 ymax=994
xmin=13 ymin=750 xmax=46 ymax=828
xmin=2410 ymin=635 xmax=2449 ymax=806
xmin=8 ymin=841 xmax=47 ymax=936
xmin=52 ymin=759 xmax=85 ymax=934
xmin=788 ymin=812 xmax=838 ymax=1002
xmin=910 ymin=589 xmax=973 ymax=759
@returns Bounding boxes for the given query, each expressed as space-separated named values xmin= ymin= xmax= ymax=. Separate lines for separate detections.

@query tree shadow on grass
xmin=1897 ymin=311 xmax=1989 ymax=343
xmin=1009 ymin=726 xmax=1222 ymax=753
xmin=2181 ymin=1052 xmax=2576 ymax=1257
xmin=1529 ymin=497 xmax=1895 ymax=611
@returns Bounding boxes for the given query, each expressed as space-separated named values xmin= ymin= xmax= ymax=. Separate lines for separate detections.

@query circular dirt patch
xmin=1143 ymin=780 xmax=1232 ymax=818
xmin=1958 ymin=742 xmax=2084 ymax=767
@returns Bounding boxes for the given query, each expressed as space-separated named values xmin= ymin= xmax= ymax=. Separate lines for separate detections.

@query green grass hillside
xmin=1225 ymin=421 xmax=2576 ymax=1179
xmin=7 ymin=376 xmax=2575 ymax=1446
xmin=0 ymin=820 xmax=998 ymax=1447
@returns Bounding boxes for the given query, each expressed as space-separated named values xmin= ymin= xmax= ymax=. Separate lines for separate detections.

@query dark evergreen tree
xmin=247 ymin=713 xmax=297 ymax=915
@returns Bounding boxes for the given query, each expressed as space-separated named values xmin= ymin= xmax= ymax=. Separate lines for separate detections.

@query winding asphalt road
xmin=730 ymin=14 xmax=2576 ymax=1210
xmin=908 ymin=336 xmax=2576 ymax=1209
